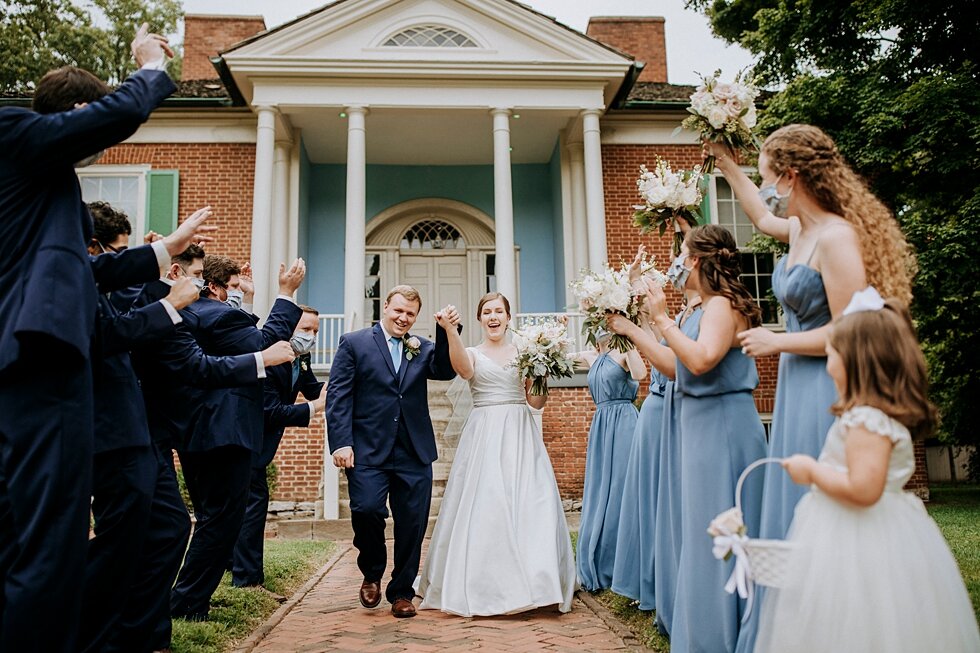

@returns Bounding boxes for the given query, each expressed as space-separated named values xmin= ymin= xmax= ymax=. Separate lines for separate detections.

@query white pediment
xmin=224 ymin=0 xmax=630 ymax=68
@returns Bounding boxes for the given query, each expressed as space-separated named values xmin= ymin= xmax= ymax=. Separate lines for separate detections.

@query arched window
xmin=382 ymin=25 xmax=478 ymax=48
xmin=400 ymin=219 xmax=465 ymax=250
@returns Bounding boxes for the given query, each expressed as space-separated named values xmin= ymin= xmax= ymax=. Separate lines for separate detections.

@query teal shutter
xmin=146 ymin=170 xmax=179 ymax=235
xmin=699 ymin=179 xmax=712 ymax=225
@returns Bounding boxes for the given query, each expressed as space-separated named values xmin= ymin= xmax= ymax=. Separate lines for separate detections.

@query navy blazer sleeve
xmin=0 ymin=69 xmax=176 ymax=171
xmin=209 ymin=298 xmax=301 ymax=353
xmin=151 ymin=324 xmax=258 ymax=388
xmin=90 ymin=245 xmax=160 ymax=294
xmin=263 ymin=368 xmax=315 ymax=433
xmin=325 ymin=334 xmax=356 ymax=452
xmin=427 ymin=323 xmax=457 ymax=381
xmin=97 ymin=300 xmax=176 ymax=357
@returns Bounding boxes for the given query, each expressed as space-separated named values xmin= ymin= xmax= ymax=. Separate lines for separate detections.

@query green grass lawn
xmin=171 ymin=540 xmax=335 ymax=653
xmin=586 ymin=484 xmax=980 ymax=651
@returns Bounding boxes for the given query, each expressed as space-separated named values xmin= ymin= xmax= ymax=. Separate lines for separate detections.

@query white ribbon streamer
xmin=713 ymin=533 xmax=756 ymax=620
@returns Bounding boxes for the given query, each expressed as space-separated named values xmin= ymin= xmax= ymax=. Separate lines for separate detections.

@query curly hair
xmin=87 ymin=201 xmax=131 ymax=246
xmin=685 ymin=225 xmax=763 ymax=328
xmin=202 ymin=254 xmax=241 ymax=295
xmin=762 ymin=124 xmax=914 ymax=303
xmin=829 ymin=299 xmax=937 ymax=440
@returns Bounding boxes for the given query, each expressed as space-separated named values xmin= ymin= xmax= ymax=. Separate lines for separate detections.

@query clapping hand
xmin=628 ymin=244 xmax=647 ymax=293
xmin=239 ymin=262 xmax=255 ymax=301
xmin=162 ymin=206 xmax=216 ymax=257
xmin=143 ymin=230 xmax=162 ymax=244
xmin=260 ymin=341 xmax=295 ymax=367
xmin=165 ymin=277 xmax=200 ymax=310
xmin=131 ymin=22 xmax=174 ymax=68
xmin=738 ymin=327 xmax=779 ymax=357
xmin=643 ymin=278 xmax=668 ymax=317
xmin=278 ymin=258 xmax=307 ymax=296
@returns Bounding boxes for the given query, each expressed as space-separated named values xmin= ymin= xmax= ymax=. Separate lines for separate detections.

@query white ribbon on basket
xmin=713 ymin=532 xmax=755 ymax=616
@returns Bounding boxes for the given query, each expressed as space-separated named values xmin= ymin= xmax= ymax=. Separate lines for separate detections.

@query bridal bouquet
xmin=680 ymin=69 xmax=761 ymax=174
xmin=569 ymin=264 xmax=641 ymax=353
xmin=510 ymin=319 xmax=574 ymax=396
xmin=632 ymin=159 xmax=704 ymax=255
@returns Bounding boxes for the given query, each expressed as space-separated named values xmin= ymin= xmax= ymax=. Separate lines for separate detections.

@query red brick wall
xmin=586 ymin=17 xmax=667 ymax=83
xmin=276 ymin=415 xmax=326 ymax=502
xmin=182 ymin=15 xmax=267 ymax=80
xmin=542 ymin=388 xmax=594 ymax=499
xmin=101 ymin=143 xmax=256 ymax=264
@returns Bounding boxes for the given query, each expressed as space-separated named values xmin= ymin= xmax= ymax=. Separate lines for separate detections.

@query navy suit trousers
xmin=107 ymin=440 xmax=191 ymax=652
xmin=79 ymin=445 xmax=155 ymax=653
xmin=0 ymin=345 xmax=92 ymax=652
xmin=171 ymin=445 xmax=252 ymax=620
xmin=346 ymin=424 xmax=432 ymax=603
xmin=231 ymin=464 xmax=271 ymax=587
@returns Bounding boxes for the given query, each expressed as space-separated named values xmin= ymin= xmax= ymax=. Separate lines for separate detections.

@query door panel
xmin=399 ymin=255 xmax=467 ymax=342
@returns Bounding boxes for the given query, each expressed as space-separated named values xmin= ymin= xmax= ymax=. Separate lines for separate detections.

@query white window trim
xmin=76 ymin=164 xmax=151 ymax=247
xmin=707 ymin=169 xmax=785 ymax=330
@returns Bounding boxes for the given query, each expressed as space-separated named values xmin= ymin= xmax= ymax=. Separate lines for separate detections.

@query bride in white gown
xmin=417 ymin=292 xmax=576 ymax=617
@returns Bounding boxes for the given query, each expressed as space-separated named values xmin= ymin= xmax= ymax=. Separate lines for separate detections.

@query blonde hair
xmin=763 ymin=124 xmax=914 ymax=303
xmin=829 ymin=299 xmax=937 ymax=440
xmin=385 ymin=285 xmax=421 ymax=309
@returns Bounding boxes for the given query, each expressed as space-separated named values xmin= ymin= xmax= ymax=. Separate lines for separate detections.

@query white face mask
xmin=74 ymin=150 xmax=105 ymax=168
xmin=224 ymin=289 xmax=245 ymax=311
xmin=758 ymin=175 xmax=792 ymax=217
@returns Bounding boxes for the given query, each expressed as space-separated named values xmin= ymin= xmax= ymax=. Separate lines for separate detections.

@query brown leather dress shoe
xmin=359 ymin=580 xmax=382 ymax=608
xmin=391 ymin=597 xmax=417 ymax=618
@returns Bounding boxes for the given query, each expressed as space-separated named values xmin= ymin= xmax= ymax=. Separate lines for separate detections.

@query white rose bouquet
xmin=680 ymin=69 xmax=761 ymax=174
xmin=569 ymin=264 xmax=641 ymax=353
xmin=632 ymin=159 xmax=704 ymax=255
xmin=510 ymin=319 xmax=574 ymax=396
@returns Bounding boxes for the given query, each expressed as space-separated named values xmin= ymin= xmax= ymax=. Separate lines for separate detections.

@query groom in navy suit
xmin=327 ymin=286 xmax=459 ymax=618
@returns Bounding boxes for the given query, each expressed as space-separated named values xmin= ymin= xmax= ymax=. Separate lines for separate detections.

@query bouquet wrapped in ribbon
xmin=510 ymin=319 xmax=574 ymax=396
xmin=681 ymin=69 xmax=761 ymax=174
xmin=632 ymin=159 xmax=704 ymax=255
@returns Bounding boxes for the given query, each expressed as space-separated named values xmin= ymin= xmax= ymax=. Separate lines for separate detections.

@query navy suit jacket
xmin=179 ymin=296 xmax=301 ymax=452
xmin=258 ymin=354 xmax=324 ymax=468
xmin=326 ymin=324 xmax=455 ymax=467
xmin=0 ymin=69 xmax=176 ymax=372
xmin=129 ymin=279 xmax=262 ymax=446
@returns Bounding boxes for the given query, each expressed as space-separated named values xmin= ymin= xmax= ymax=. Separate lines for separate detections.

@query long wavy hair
xmin=762 ymin=124 xmax=914 ymax=303
xmin=829 ymin=299 xmax=937 ymax=440
xmin=685 ymin=225 xmax=762 ymax=328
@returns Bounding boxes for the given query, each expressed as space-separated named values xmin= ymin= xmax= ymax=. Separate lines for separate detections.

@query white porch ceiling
xmin=288 ymin=106 xmax=576 ymax=164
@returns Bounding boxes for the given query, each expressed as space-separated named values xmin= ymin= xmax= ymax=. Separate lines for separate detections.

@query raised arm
xmin=607 ymin=313 xmax=677 ymax=380
xmin=706 ymin=142 xmax=792 ymax=243
xmin=434 ymin=309 xmax=471 ymax=380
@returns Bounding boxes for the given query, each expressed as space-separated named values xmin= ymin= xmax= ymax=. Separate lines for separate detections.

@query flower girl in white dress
xmin=755 ymin=288 xmax=980 ymax=653
xmin=416 ymin=292 xmax=576 ymax=617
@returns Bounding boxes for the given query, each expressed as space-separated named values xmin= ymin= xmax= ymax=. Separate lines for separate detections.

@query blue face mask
xmin=758 ymin=175 xmax=791 ymax=217
xmin=666 ymin=253 xmax=691 ymax=291
xmin=290 ymin=332 xmax=316 ymax=355
xmin=189 ymin=277 xmax=205 ymax=291
xmin=224 ymin=289 xmax=244 ymax=311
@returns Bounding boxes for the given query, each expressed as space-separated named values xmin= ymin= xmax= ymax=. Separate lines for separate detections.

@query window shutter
xmin=146 ymin=170 xmax=179 ymax=235
xmin=700 ymin=180 xmax=712 ymax=225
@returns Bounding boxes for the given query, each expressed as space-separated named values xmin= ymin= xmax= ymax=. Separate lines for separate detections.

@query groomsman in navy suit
xmin=326 ymin=286 xmax=459 ymax=618
xmin=170 ymin=254 xmax=305 ymax=621
xmin=112 ymin=243 xmax=294 ymax=652
xmin=232 ymin=305 xmax=326 ymax=590
xmin=0 ymin=26 xmax=182 ymax=651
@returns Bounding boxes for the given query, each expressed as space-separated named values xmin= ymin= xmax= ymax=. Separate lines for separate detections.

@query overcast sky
xmin=175 ymin=0 xmax=755 ymax=85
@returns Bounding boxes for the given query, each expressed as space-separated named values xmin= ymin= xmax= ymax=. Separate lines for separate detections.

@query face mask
xmin=224 ymin=289 xmax=244 ymax=311
xmin=666 ymin=253 xmax=692 ymax=291
xmin=189 ymin=277 xmax=206 ymax=291
xmin=758 ymin=175 xmax=791 ymax=217
xmin=290 ymin=332 xmax=316 ymax=355
xmin=74 ymin=150 xmax=105 ymax=168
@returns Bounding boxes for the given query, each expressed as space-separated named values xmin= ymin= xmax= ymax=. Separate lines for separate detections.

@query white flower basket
xmin=734 ymin=458 xmax=797 ymax=588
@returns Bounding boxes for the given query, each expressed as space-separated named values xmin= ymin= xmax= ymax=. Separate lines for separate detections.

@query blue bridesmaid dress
xmin=669 ymin=310 xmax=767 ymax=653
xmin=576 ymin=352 xmax=640 ymax=591
xmin=609 ymin=362 xmax=667 ymax=608
xmin=734 ymin=257 xmax=838 ymax=653
xmin=653 ymin=306 xmax=702 ymax=635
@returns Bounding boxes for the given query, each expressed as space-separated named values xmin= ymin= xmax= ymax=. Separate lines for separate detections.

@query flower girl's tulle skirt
xmin=754 ymin=489 xmax=980 ymax=653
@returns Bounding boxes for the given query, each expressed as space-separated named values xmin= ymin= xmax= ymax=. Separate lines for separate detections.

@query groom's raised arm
xmin=427 ymin=324 xmax=458 ymax=381
xmin=326 ymin=334 xmax=356 ymax=453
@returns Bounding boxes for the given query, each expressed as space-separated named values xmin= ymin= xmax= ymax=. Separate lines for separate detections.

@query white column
xmin=287 ymin=137 xmax=301 ymax=263
xmin=342 ymin=106 xmax=368 ymax=333
xmin=567 ymin=141 xmax=589 ymax=277
xmin=250 ymin=106 xmax=277 ymax=315
xmin=491 ymin=108 xmax=517 ymax=305
xmin=582 ymin=109 xmax=608 ymax=269
xmin=270 ymin=138 xmax=291 ymax=304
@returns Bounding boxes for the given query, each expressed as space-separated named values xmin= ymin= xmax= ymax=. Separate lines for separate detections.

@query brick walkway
xmin=250 ymin=542 xmax=634 ymax=652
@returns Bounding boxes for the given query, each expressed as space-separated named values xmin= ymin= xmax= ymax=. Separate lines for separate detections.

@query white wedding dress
xmin=417 ymin=348 xmax=576 ymax=616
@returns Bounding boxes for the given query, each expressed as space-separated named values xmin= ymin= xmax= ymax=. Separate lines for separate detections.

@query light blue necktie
xmin=389 ymin=336 xmax=401 ymax=373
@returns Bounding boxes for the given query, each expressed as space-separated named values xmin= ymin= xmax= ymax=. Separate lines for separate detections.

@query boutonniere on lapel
xmin=300 ymin=356 xmax=309 ymax=372
xmin=403 ymin=335 xmax=421 ymax=361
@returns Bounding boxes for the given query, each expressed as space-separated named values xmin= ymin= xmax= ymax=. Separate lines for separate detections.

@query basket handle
xmin=735 ymin=457 xmax=785 ymax=516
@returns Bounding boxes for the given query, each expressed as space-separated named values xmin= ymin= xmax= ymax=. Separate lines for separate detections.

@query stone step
xmin=336 ymin=495 xmax=444 ymax=520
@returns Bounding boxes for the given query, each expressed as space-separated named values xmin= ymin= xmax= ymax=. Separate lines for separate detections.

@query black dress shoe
xmin=391 ymin=597 xmax=416 ymax=618
xmin=359 ymin=579 xmax=382 ymax=608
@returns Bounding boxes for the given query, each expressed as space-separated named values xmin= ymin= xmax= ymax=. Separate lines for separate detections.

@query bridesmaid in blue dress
xmin=575 ymin=334 xmax=645 ymax=591
xmin=626 ymin=225 xmax=767 ymax=653
xmin=707 ymin=125 xmax=913 ymax=652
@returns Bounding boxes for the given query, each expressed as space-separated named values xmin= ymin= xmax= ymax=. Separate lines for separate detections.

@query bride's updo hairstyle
xmin=762 ymin=124 xmax=913 ymax=303
xmin=476 ymin=292 xmax=511 ymax=321
xmin=828 ymin=299 xmax=937 ymax=440
xmin=685 ymin=225 xmax=763 ymax=329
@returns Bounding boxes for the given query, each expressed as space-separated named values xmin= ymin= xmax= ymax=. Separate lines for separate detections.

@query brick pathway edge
xmin=576 ymin=590 xmax=646 ymax=651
